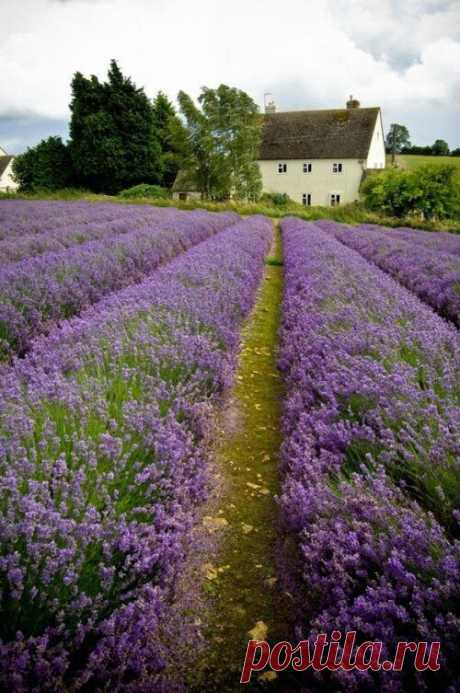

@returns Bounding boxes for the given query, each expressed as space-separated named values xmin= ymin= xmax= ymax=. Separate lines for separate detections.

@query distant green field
xmin=387 ymin=154 xmax=460 ymax=179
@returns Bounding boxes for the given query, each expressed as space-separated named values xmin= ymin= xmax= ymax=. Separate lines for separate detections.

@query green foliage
xmin=432 ymin=139 xmax=450 ymax=156
xmin=385 ymin=123 xmax=411 ymax=158
xmin=265 ymin=256 xmax=283 ymax=266
xmin=118 ymin=183 xmax=169 ymax=199
xmin=362 ymin=169 xmax=416 ymax=217
xmin=362 ymin=163 xmax=460 ymax=220
xmin=451 ymin=148 xmax=460 ymax=157
xmin=152 ymin=91 xmax=188 ymax=188
xmin=69 ymin=60 xmax=163 ymax=194
xmin=177 ymin=84 xmax=262 ymax=201
xmin=401 ymin=145 xmax=433 ymax=155
xmin=261 ymin=192 xmax=292 ymax=207
xmin=12 ymin=137 xmax=73 ymax=192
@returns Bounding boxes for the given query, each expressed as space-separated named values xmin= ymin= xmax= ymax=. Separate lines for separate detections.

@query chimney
xmin=346 ymin=94 xmax=360 ymax=109
xmin=264 ymin=92 xmax=276 ymax=114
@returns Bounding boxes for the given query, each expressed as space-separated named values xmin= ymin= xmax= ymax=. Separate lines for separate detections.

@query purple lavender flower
xmin=317 ymin=219 xmax=460 ymax=326
xmin=0 ymin=201 xmax=239 ymax=358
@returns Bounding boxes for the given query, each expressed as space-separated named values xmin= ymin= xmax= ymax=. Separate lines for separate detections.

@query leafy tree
xmin=177 ymin=84 xmax=262 ymax=200
xmin=69 ymin=60 xmax=162 ymax=193
xmin=176 ymin=90 xmax=220 ymax=199
xmin=362 ymin=164 xmax=460 ymax=220
xmin=152 ymin=92 xmax=188 ymax=188
xmin=12 ymin=136 xmax=74 ymax=192
xmin=401 ymin=145 xmax=433 ymax=155
xmin=432 ymin=139 xmax=450 ymax=156
xmin=413 ymin=163 xmax=459 ymax=218
xmin=385 ymin=124 xmax=411 ymax=163
xmin=451 ymin=148 xmax=460 ymax=157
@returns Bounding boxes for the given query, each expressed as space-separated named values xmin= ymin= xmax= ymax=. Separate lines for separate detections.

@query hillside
xmin=388 ymin=153 xmax=460 ymax=179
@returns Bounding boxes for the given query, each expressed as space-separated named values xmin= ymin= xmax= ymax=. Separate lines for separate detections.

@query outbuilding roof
xmin=172 ymin=169 xmax=199 ymax=192
xmin=258 ymin=107 xmax=380 ymax=160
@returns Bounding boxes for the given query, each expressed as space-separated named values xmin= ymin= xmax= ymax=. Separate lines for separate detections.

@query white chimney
xmin=264 ymin=92 xmax=276 ymax=114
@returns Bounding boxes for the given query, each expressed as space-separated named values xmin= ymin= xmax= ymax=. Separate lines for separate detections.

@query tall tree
xmin=386 ymin=124 xmax=411 ymax=164
xmin=432 ymin=139 xmax=450 ymax=156
xmin=177 ymin=84 xmax=262 ymax=200
xmin=69 ymin=60 xmax=162 ymax=193
xmin=12 ymin=137 xmax=73 ymax=192
xmin=152 ymin=91 xmax=188 ymax=188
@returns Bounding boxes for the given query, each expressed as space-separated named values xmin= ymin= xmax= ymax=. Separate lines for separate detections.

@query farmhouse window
xmin=303 ymin=163 xmax=312 ymax=173
xmin=277 ymin=163 xmax=287 ymax=173
xmin=330 ymin=193 xmax=341 ymax=206
xmin=333 ymin=163 xmax=343 ymax=173
xmin=302 ymin=193 xmax=311 ymax=206
xmin=179 ymin=193 xmax=187 ymax=201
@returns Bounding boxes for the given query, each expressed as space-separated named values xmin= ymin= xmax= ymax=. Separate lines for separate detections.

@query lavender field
xmin=0 ymin=201 xmax=238 ymax=359
xmin=318 ymin=219 xmax=460 ymax=325
xmin=0 ymin=202 xmax=458 ymax=691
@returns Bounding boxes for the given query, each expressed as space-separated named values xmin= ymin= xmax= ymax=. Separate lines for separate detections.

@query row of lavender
xmin=0 ymin=202 xmax=238 ymax=359
xmin=278 ymin=217 xmax=460 ymax=691
xmin=0 ymin=215 xmax=273 ymax=690
xmin=0 ymin=202 xmax=194 ymax=264
xmin=358 ymin=223 xmax=460 ymax=258
xmin=317 ymin=219 xmax=460 ymax=325
xmin=0 ymin=200 xmax=139 ymax=240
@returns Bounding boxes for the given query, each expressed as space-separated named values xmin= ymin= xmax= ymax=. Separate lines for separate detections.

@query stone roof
xmin=0 ymin=156 xmax=14 ymax=178
xmin=172 ymin=169 xmax=199 ymax=192
xmin=258 ymin=107 xmax=380 ymax=160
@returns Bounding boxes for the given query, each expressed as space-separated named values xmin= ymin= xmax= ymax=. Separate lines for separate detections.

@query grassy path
xmin=189 ymin=222 xmax=287 ymax=691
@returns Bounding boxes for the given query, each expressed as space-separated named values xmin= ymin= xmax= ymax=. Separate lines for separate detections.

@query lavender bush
xmin=0 ymin=202 xmax=238 ymax=358
xmin=319 ymin=219 xmax=460 ymax=325
xmin=0 ymin=215 xmax=273 ymax=690
xmin=0 ymin=200 xmax=151 ymax=240
xmin=0 ymin=202 xmax=195 ymax=265
xmin=278 ymin=217 xmax=460 ymax=690
xmin=361 ymin=223 xmax=460 ymax=258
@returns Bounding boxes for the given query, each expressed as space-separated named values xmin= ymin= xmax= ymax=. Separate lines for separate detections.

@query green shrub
xmin=261 ymin=192 xmax=292 ymax=207
xmin=362 ymin=164 xmax=460 ymax=220
xmin=118 ymin=184 xmax=170 ymax=199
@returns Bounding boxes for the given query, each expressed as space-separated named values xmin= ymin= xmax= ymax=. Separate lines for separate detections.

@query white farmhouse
xmin=171 ymin=97 xmax=385 ymax=206
xmin=0 ymin=145 xmax=18 ymax=192
xmin=258 ymin=98 xmax=385 ymax=207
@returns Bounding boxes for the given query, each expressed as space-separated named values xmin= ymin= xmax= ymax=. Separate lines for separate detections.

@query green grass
xmin=189 ymin=223 xmax=288 ymax=691
xmin=391 ymin=154 xmax=460 ymax=180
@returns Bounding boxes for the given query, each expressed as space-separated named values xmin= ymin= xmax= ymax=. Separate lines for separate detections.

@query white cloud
xmin=0 ymin=0 xmax=459 ymax=149
xmin=330 ymin=0 xmax=460 ymax=68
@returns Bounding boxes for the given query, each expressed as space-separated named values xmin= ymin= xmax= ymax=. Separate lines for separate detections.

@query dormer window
xmin=333 ymin=163 xmax=343 ymax=173
xmin=278 ymin=163 xmax=287 ymax=174
xmin=303 ymin=163 xmax=312 ymax=173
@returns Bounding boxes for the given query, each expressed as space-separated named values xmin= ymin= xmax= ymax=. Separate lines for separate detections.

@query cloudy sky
xmin=1 ymin=0 xmax=459 ymax=153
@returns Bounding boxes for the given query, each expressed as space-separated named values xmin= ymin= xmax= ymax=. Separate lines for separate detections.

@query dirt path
xmin=188 ymin=222 xmax=287 ymax=691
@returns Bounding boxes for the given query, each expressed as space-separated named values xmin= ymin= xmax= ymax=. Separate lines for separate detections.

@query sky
xmin=1 ymin=0 xmax=459 ymax=154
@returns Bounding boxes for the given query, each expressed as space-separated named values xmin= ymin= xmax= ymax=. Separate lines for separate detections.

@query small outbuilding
xmin=171 ymin=170 xmax=202 ymax=201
